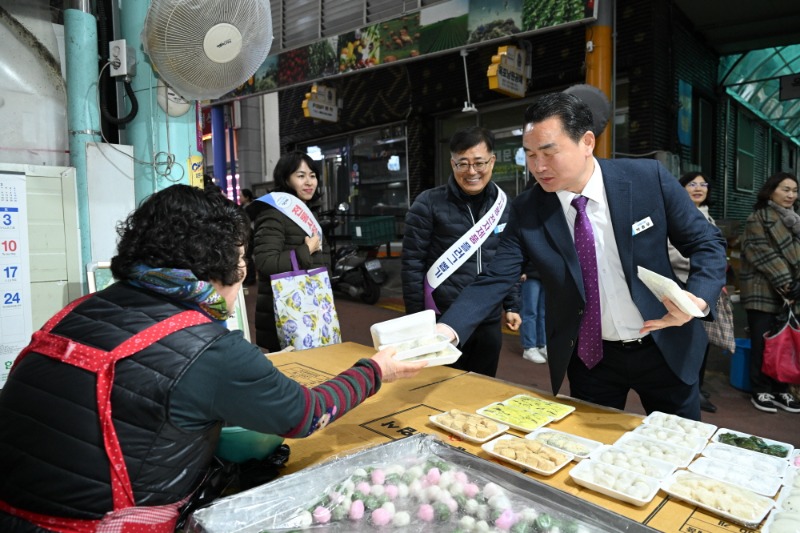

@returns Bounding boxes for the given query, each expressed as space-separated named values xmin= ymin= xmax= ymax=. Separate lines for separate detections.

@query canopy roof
xmin=720 ymin=45 xmax=800 ymax=146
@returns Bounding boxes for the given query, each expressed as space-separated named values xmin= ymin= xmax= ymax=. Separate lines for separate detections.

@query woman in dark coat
xmin=252 ymin=152 xmax=332 ymax=351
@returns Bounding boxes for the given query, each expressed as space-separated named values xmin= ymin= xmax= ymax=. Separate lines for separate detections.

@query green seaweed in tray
xmin=717 ymin=432 xmax=788 ymax=457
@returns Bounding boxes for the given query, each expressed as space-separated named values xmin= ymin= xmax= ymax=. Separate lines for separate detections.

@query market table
xmin=268 ymin=342 xmax=765 ymax=533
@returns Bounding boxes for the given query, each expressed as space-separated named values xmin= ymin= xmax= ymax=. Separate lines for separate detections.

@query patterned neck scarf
xmin=127 ymin=264 xmax=229 ymax=322
xmin=769 ymin=200 xmax=800 ymax=238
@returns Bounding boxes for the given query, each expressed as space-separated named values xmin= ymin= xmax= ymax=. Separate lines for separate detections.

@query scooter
xmin=321 ymin=203 xmax=385 ymax=305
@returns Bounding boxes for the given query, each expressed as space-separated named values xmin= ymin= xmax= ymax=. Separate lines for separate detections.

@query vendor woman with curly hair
xmin=0 ymin=185 xmax=426 ymax=532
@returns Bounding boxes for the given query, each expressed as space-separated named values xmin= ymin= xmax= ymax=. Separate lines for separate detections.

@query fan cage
xmin=143 ymin=0 xmax=273 ymax=100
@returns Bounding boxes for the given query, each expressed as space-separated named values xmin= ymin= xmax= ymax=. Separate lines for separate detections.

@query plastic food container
xmin=569 ymin=458 xmax=661 ymax=506
xmin=215 ymin=427 xmax=284 ymax=463
xmin=476 ymin=401 xmax=553 ymax=433
xmin=370 ymin=310 xmax=461 ymax=366
xmin=482 ymin=434 xmax=573 ymax=476
xmin=790 ymin=448 xmax=800 ymax=468
xmin=711 ymin=427 xmax=794 ymax=460
xmin=777 ymin=469 xmax=800 ymax=512
xmin=590 ymin=445 xmax=677 ymax=481
xmin=428 ymin=410 xmax=508 ymax=444
xmin=632 ymin=423 xmax=707 ymax=454
xmin=613 ymin=432 xmax=695 ymax=467
xmin=661 ymin=470 xmax=775 ymax=529
xmin=525 ymin=428 xmax=602 ymax=461
xmin=642 ymin=410 xmax=716 ymax=440
xmin=688 ymin=456 xmax=782 ymax=497
xmin=701 ymin=442 xmax=789 ymax=478
xmin=503 ymin=394 xmax=575 ymax=421
xmin=762 ymin=508 xmax=800 ymax=533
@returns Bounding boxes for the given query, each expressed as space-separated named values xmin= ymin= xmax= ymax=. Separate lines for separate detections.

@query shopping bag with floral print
xmin=270 ymin=250 xmax=341 ymax=350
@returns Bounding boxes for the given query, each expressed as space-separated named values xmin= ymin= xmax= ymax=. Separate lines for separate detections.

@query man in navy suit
xmin=438 ymin=92 xmax=727 ymax=420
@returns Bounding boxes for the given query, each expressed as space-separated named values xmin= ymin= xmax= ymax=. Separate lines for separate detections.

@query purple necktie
xmin=571 ymin=195 xmax=603 ymax=368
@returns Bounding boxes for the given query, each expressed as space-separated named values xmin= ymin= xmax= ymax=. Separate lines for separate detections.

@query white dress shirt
xmin=556 ymin=158 xmax=646 ymax=341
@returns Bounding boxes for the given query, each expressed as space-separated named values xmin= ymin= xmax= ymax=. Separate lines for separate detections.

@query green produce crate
xmin=350 ymin=216 xmax=395 ymax=246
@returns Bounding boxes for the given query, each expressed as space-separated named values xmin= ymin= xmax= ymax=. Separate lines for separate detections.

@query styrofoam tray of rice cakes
xmin=777 ymin=469 xmax=800 ymax=512
xmin=370 ymin=310 xmax=437 ymax=349
xmin=642 ymin=410 xmax=716 ymax=439
xmin=632 ymin=423 xmax=707 ymax=454
xmin=590 ymin=445 xmax=677 ymax=481
xmin=503 ymin=394 xmax=575 ymax=421
xmin=476 ymin=402 xmax=553 ymax=433
xmin=428 ymin=409 xmax=508 ymax=444
xmin=688 ymin=456 xmax=783 ymax=497
xmin=379 ymin=333 xmax=452 ymax=360
xmin=614 ymin=432 xmax=695 ymax=467
xmin=701 ymin=442 xmax=789 ymax=478
xmin=525 ymin=428 xmax=602 ymax=461
xmin=396 ymin=342 xmax=461 ymax=366
xmin=569 ymin=458 xmax=661 ymax=506
xmin=711 ymin=427 xmax=794 ymax=460
xmin=661 ymin=470 xmax=775 ymax=529
xmin=762 ymin=509 xmax=800 ymax=533
xmin=481 ymin=434 xmax=572 ymax=476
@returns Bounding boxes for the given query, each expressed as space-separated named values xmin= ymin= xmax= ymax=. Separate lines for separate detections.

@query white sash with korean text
xmin=257 ymin=192 xmax=323 ymax=240
xmin=424 ymin=183 xmax=507 ymax=314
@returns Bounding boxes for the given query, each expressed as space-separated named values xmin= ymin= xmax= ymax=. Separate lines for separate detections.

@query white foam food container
xmin=476 ymin=401 xmax=553 ymax=433
xmin=711 ymin=427 xmax=794 ymax=460
xmin=371 ymin=310 xmax=437 ymax=347
xmin=503 ymin=394 xmax=576 ymax=421
xmin=688 ymin=456 xmax=783 ymax=497
xmin=525 ymin=428 xmax=602 ymax=461
xmin=590 ymin=445 xmax=677 ymax=481
xmin=701 ymin=442 xmax=789 ymax=478
xmin=395 ymin=342 xmax=462 ymax=366
xmin=642 ymin=410 xmax=717 ymax=440
xmin=569 ymin=458 xmax=661 ymax=507
xmin=791 ymin=448 xmax=800 ymax=469
xmin=762 ymin=508 xmax=800 ymax=533
xmin=481 ymin=434 xmax=573 ymax=476
xmin=661 ymin=470 xmax=775 ymax=529
xmin=613 ymin=432 xmax=695 ymax=468
xmin=632 ymin=424 xmax=707 ymax=454
xmin=637 ymin=266 xmax=704 ymax=317
xmin=777 ymin=469 xmax=800 ymax=512
xmin=428 ymin=410 xmax=508 ymax=444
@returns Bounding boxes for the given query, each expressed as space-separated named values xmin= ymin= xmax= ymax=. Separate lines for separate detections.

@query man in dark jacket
xmin=401 ymin=126 xmax=520 ymax=377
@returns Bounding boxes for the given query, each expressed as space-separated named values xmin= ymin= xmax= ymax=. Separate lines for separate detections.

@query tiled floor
xmin=244 ymin=256 xmax=800 ymax=447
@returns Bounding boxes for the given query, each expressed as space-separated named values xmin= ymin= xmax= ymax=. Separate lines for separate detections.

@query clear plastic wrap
xmin=187 ymin=434 xmax=658 ymax=533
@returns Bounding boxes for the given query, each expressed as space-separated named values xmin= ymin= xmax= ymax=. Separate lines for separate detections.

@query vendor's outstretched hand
xmin=640 ymin=291 xmax=707 ymax=333
xmin=371 ymin=347 xmax=428 ymax=382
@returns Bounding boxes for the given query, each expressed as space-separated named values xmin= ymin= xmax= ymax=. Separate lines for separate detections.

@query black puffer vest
xmin=0 ymin=282 xmax=229 ymax=519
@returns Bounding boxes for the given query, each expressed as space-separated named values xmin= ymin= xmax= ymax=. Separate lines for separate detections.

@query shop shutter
xmin=322 ymin=1 xmax=364 ymax=37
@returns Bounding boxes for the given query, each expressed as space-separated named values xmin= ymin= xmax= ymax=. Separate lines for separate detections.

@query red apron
xmin=0 ymin=295 xmax=211 ymax=533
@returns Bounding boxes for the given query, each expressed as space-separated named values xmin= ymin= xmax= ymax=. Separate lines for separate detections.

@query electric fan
xmin=142 ymin=0 xmax=273 ymax=101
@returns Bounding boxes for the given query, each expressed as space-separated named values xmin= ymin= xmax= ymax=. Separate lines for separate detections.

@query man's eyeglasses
xmin=687 ymin=182 xmax=709 ymax=188
xmin=453 ymin=158 xmax=493 ymax=172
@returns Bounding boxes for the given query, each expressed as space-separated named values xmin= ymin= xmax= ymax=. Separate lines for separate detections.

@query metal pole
xmin=64 ymin=2 xmax=101 ymax=277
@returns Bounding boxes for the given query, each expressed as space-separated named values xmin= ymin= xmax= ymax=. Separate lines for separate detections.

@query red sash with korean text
xmin=258 ymin=192 xmax=323 ymax=240
xmin=423 ymin=183 xmax=507 ymax=314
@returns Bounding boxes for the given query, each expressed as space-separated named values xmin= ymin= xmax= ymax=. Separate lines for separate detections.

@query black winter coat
xmin=401 ymin=176 xmax=519 ymax=317
xmin=252 ymin=203 xmax=331 ymax=351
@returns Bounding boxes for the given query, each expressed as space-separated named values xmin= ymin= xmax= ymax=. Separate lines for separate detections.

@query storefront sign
xmin=487 ymin=45 xmax=528 ymax=98
xmin=302 ymin=84 xmax=339 ymax=122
